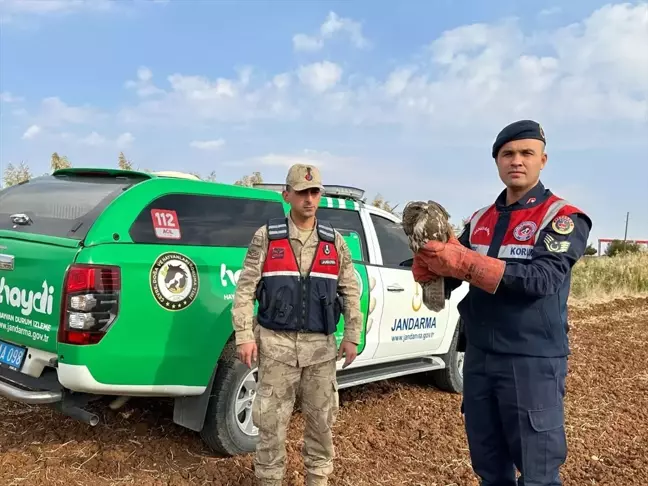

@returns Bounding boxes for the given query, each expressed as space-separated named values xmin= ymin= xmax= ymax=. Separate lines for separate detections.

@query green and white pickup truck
xmin=0 ymin=168 xmax=467 ymax=456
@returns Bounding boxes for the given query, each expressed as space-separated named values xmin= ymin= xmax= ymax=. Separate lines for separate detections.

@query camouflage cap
xmin=285 ymin=163 xmax=324 ymax=192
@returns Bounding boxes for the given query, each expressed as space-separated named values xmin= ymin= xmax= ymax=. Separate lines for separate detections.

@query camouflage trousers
xmin=252 ymin=354 xmax=339 ymax=486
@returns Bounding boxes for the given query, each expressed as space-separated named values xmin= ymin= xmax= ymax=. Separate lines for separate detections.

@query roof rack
xmin=253 ymin=183 xmax=366 ymax=201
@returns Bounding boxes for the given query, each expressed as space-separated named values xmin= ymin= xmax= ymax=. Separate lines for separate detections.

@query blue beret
xmin=492 ymin=120 xmax=546 ymax=158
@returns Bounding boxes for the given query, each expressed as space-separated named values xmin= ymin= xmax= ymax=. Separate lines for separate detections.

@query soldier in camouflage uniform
xmin=232 ymin=163 xmax=363 ymax=486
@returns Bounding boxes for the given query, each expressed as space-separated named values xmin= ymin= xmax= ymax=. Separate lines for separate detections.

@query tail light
xmin=58 ymin=264 xmax=121 ymax=345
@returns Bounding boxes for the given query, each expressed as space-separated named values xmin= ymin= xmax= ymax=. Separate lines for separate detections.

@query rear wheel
xmin=200 ymin=342 xmax=259 ymax=456
xmin=429 ymin=320 xmax=464 ymax=394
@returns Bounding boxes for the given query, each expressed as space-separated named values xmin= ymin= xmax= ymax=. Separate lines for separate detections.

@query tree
xmin=118 ymin=152 xmax=133 ymax=170
xmin=605 ymin=239 xmax=643 ymax=257
xmin=234 ymin=171 xmax=263 ymax=187
xmin=584 ymin=243 xmax=597 ymax=256
xmin=3 ymin=162 xmax=32 ymax=187
xmin=50 ymin=152 xmax=71 ymax=171
xmin=204 ymin=170 xmax=217 ymax=182
xmin=371 ymin=193 xmax=400 ymax=215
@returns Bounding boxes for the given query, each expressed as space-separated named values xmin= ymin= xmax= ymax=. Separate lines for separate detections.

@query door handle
xmin=387 ymin=284 xmax=404 ymax=292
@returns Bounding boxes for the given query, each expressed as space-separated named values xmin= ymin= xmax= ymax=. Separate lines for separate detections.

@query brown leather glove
xmin=416 ymin=235 xmax=505 ymax=294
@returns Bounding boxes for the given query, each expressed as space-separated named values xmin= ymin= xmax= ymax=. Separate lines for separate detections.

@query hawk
xmin=401 ymin=200 xmax=455 ymax=312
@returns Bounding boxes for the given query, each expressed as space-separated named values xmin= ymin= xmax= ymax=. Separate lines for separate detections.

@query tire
xmin=200 ymin=341 xmax=260 ymax=456
xmin=429 ymin=319 xmax=464 ymax=394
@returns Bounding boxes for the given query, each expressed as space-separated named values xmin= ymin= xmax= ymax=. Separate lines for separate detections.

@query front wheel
xmin=429 ymin=319 xmax=464 ymax=394
xmin=200 ymin=342 xmax=259 ymax=456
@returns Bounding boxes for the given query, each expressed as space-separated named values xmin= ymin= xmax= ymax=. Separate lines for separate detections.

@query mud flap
xmin=173 ymin=363 xmax=218 ymax=432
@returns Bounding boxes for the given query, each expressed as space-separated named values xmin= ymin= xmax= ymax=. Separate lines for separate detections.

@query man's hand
xmin=412 ymin=252 xmax=439 ymax=283
xmin=337 ymin=339 xmax=357 ymax=368
xmin=417 ymin=234 xmax=505 ymax=294
xmin=237 ymin=342 xmax=258 ymax=368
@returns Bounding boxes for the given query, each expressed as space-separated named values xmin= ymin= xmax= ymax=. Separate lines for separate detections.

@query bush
xmin=605 ymin=239 xmax=644 ymax=257
xmin=570 ymin=252 xmax=648 ymax=302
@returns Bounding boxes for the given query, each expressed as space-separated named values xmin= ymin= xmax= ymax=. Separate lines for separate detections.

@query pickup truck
xmin=0 ymin=168 xmax=467 ymax=456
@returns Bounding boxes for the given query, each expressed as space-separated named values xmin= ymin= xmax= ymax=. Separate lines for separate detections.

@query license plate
xmin=0 ymin=339 xmax=27 ymax=370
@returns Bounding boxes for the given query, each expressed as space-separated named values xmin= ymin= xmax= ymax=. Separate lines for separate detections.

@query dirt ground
xmin=1 ymin=296 xmax=647 ymax=486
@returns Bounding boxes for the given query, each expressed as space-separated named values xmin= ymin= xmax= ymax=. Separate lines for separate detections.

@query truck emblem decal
xmin=150 ymin=252 xmax=199 ymax=311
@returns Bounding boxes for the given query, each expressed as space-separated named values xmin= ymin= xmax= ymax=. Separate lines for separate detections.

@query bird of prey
xmin=401 ymin=200 xmax=455 ymax=312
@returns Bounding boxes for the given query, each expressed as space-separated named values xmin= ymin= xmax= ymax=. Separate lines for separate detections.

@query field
xmin=1 ymin=254 xmax=647 ymax=485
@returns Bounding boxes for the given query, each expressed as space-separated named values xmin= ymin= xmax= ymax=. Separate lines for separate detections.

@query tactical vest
xmin=255 ymin=218 xmax=343 ymax=335
xmin=458 ymin=193 xmax=587 ymax=357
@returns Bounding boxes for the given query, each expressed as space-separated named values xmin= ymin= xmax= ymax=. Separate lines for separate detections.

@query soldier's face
xmin=495 ymin=139 xmax=547 ymax=191
xmin=283 ymin=187 xmax=321 ymax=219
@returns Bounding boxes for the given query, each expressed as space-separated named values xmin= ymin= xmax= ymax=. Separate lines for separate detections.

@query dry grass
xmin=570 ymin=252 xmax=648 ymax=304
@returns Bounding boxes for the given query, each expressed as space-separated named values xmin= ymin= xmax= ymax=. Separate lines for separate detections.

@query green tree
xmin=605 ymin=239 xmax=643 ymax=257
xmin=118 ymin=152 xmax=133 ymax=170
xmin=371 ymin=193 xmax=400 ymax=215
xmin=234 ymin=171 xmax=263 ymax=187
xmin=50 ymin=152 xmax=71 ymax=171
xmin=3 ymin=162 xmax=32 ymax=187
xmin=584 ymin=243 xmax=597 ymax=256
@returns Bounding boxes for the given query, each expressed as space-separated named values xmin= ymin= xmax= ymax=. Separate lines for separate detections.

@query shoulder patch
xmin=552 ymin=215 xmax=575 ymax=235
xmin=544 ymin=234 xmax=571 ymax=253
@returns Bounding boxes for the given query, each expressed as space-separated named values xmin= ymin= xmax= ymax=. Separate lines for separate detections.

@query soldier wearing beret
xmin=412 ymin=120 xmax=592 ymax=485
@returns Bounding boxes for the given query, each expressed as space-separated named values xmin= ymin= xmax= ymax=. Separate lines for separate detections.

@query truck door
xmin=367 ymin=211 xmax=451 ymax=360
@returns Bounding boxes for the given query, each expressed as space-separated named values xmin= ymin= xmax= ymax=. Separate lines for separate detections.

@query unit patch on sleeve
xmin=551 ymin=215 xmax=575 ymax=235
xmin=544 ymin=234 xmax=571 ymax=253
xmin=513 ymin=221 xmax=537 ymax=241
xmin=150 ymin=252 xmax=199 ymax=310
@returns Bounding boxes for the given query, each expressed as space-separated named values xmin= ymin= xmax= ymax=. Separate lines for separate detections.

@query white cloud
xmin=0 ymin=0 xmax=165 ymax=23
xmin=79 ymin=131 xmax=106 ymax=146
xmin=0 ymin=0 xmax=114 ymax=23
xmin=293 ymin=11 xmax=370 ymax=51
xmin=32 ymin=96 xmax=101 ymax=127
xmin=227 ymin=149 xmax=357 ymax=170
xmin=116 ymin=132 xmax=135 ymax=148
xmin=190 ymin=139 xmax=225 ymax=150
xmin=115 ymin=2 xmax=647 ymax=141
xmin=292 ymin=34 xmax=323 ymax=52
xmin=539 ymin=7 xmax=562 ymax=16
xmin=125 ymin=66 xmax=164 ymax=97
xmin=21 ymin=124 xmax=41 ymax=139
xmin=0 ymin=92 xmax=23 ymax=103
xmin=297 ymin=61 xmax=343 ymax=93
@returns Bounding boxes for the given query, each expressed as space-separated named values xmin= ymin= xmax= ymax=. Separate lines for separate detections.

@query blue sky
xmin=1 ymin=0 xmax=647 ymax=249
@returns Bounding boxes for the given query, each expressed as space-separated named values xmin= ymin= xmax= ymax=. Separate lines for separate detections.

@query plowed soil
xmin=1 ymin=296 xmax=647 ymax=485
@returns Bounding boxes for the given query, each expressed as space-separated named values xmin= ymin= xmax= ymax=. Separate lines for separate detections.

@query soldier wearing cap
xmin=232 ymin=163 xmax=363 ymax=486
xmin=412 ymin=120 xmax=592 ymax=485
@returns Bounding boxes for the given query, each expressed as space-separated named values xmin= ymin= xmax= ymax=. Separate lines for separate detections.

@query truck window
xmin=317 ymin=207 xmax=369 ymax=262
xmin=0 ymin=173 xmax=144 ymax=239
xmin=129 ymin=193 xmax=286 ymax=247
xmin=370 ymin=213 xmax=413 ymax=268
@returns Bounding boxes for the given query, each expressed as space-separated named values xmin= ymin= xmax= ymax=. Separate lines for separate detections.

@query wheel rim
xmin=235 ymin=367 xmax=259 ymax=437
xmin=456 ymin=351 xmax=464 ymax=379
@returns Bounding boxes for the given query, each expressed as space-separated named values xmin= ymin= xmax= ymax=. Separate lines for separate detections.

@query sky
xmin=0 ymin=0 xmax=647 ymax=248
